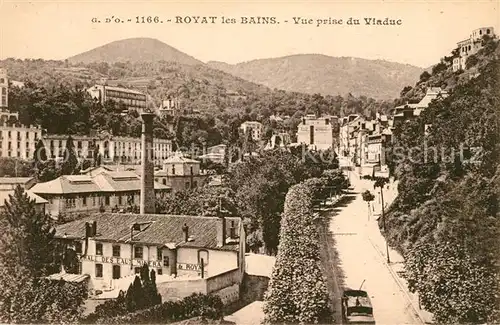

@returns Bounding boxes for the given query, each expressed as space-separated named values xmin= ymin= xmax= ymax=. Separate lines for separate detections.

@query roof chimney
xmin=229 ymin=220 xmax=236 ymax=239
xmin=216 ymin=217 xmax=226 ymax=247
xmin=182 ymin=223 xmax=189 ymax=242
xmin=140 ymin=113 xmax=156 ymax=214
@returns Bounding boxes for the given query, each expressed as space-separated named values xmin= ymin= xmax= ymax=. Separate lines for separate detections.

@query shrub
xmin=419 ymin=71 xmax=431 ymax=83
xmin=263 ymin=182 xmax=331 ymax=324
xmin=96 ymin=293 xmax=223 ymax=324
xmin=466 ymin=55 xmax=479 ymax=69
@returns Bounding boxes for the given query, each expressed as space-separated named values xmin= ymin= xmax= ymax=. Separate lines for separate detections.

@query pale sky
xmin=0 ymin=0 xmax=499 ymax=68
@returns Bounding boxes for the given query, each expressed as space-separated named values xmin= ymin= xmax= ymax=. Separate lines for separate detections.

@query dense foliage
xmin=0 ymin=186 xmax=86 ymax=323
xmin=384 ymin=40 xmax=500 ymax=323
xmin=84 ymin=264 xmax=162 ymax=323
xmin=85 ymin=293 xmax=223 ymax=324
xmin=263 ymin=179 xmax=338 ymax=323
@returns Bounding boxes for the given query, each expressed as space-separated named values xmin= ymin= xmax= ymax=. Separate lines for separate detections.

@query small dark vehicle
xmin=341 ymin=289 xmax=376 ymax=324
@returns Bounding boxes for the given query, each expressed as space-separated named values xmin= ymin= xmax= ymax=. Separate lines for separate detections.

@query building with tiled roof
xmin=30 ymin=170 xmax=171 ymax=216
xmin=55 ymin=212 xmax=246 ymax=293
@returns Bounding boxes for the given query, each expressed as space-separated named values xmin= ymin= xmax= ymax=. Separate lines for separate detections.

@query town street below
xmin=329 ymin=171 xmax=428 ymax=324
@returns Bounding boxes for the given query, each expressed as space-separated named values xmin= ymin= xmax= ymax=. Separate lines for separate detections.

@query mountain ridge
xmin=207 ymin=54 xmax=424 ymax=99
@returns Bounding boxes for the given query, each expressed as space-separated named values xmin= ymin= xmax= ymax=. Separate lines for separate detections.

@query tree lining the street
xmin=263 ymin=181 xmax=331 ymax=324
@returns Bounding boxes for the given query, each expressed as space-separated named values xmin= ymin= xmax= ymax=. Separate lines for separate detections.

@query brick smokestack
xmin=140 ymin=113 xmax=156 ymax=214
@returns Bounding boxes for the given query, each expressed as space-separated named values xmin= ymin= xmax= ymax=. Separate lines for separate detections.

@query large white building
xmin=0 ymin=69 xmax=43 ymax=161
xmin=87 ymin=85 xmax=147 ymax=112
xmin=296 ymin=114 xmax=339 ymax=151
xmin=43 ymin=133 xmax=172 ymax=166
xmin=453 ymin=27 xmax=495 ymax=72
xmin=240 ymin=121 xmax=263 ymax=141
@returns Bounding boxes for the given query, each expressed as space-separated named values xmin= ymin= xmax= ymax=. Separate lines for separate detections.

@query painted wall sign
xmin=177 ymin=263 xmax=202 ymax=271
xmin=78 ymin=254 xmax=163 ymax=268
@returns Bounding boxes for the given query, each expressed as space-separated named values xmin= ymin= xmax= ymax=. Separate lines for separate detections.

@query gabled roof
xmin=31 ymin=175 xmax=100 ymax=195
xmin=55 ymin=213 xmax=242 ymax=251
xmin=30 ymin=171 xmax=170 ymax=195
xmin=0 ymin=190 xmax=48 ymax=207
xmin=93 ymin=171 xmax=170 ymax=192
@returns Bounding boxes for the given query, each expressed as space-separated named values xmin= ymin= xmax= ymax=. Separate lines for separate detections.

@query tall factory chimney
xmin=140 ymin=112 xmax=156 ymax=214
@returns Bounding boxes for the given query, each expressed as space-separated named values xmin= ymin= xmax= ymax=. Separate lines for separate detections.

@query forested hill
xmin=384 ymin=35 xmax=500 ymax=323
xmin=207 ymin=54 xmax=423 ymax=99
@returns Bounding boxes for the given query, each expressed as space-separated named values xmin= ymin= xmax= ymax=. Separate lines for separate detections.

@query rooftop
xmin=90 ymin=85 xmax=145 ymax=96
xmin=0 ymin=177 xmax=34 ymax=184
xmin=55 ymin=213 xmax=242 ymax=251
xmin=30 ymin=171 xmax=170 ymax=195
xmin=164 ymin=154 xmax=200 ymax=164
xmin=0 ymin=190 xmax=48 ymax=207
xmin=46 ymin=272 xmax=90 ymax=283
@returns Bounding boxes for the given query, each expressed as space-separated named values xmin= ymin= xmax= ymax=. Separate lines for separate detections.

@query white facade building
xmin=453 ymin=27 xmax=495 ymax=72
xmin=240 ymin=121 xmax=263 ymax=141
xmin=296 ymin=114 xmax=339 ymax=151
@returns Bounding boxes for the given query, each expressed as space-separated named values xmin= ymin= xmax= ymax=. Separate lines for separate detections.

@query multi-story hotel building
xmin=297 ymin=114 xmax=339 ymax=151
xmin=43 ymin=134 xmax=172 ymax=166
xmin=87 ymin=85 xmax=147 ymax=112
xmin=30 ymin=169 xmax=171 ymax=216
xmin=0 ymin=112 xmax=42 ymax=160
xmin=240 ymin=121 xmax=263 ymax=142
xmin=0 ymin=69 xmax=43 ymax=161
xmin=453 ymin=27 xmax=495 ymax=72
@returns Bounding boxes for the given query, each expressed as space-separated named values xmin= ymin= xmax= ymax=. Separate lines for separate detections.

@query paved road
xmin=331 ymin=174 xmax=422 ymax=325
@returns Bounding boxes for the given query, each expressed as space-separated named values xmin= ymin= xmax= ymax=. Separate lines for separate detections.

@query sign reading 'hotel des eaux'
xmin=78 ymin=255 xmax=203 ymax=272
xmin=79 ymin=254 xmax=163 ymax=268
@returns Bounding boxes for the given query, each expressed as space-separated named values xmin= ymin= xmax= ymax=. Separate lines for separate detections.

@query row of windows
xmin=0 ymin=141 xmax=32 ymax=148
xmin=59 ymin=194 xmax=135 ymax=207
xmin=0 ymin=131 xmax=38 ymax=139
xmin=0 ymin=150 xmax=29 ymax=158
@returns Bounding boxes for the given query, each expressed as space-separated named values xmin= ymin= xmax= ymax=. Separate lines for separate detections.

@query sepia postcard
xmin=0 ymin=1 xmax=499 ymax=324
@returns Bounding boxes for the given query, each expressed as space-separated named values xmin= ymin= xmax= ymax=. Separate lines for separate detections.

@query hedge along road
xmin=328 ymin=175 xmax=422 ymax=325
